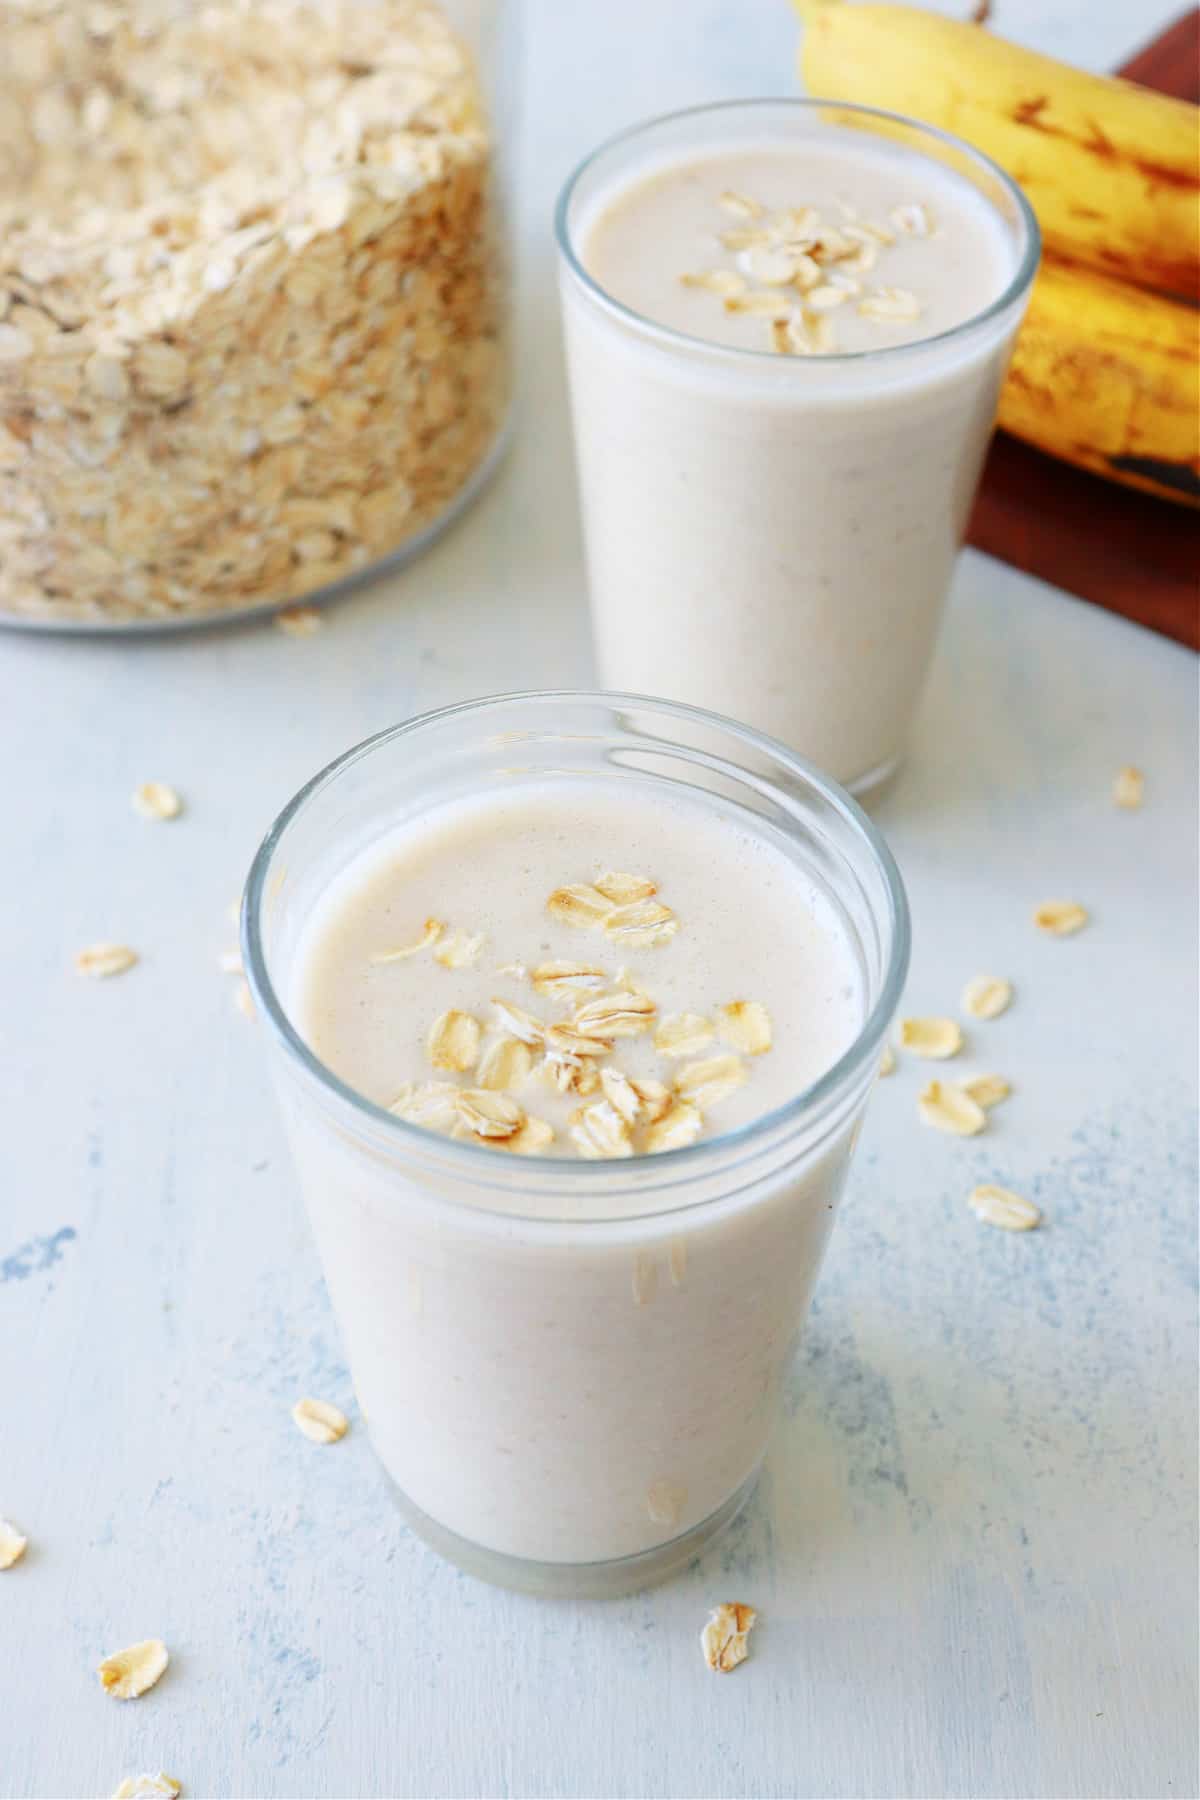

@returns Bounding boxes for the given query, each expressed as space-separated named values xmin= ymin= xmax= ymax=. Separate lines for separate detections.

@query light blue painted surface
xmin=2 ymin=3 xmax=1196 ymax=1796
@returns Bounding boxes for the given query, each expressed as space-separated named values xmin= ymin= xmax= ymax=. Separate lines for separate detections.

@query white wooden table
xmin=3 ymin=4 xmax=1196 ymax=1796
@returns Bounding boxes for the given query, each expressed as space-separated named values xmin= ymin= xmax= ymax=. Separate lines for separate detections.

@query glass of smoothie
xmin=556 ymin=101 xmax=1040 ymax=796
xmin=243 ymin=691 xmax=909 ymax=1596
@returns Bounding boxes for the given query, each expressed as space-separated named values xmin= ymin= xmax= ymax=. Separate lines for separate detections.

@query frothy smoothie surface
xmin=295 ymin=781 xmax=862 ymax=1162
xmin=580 ymin=139 xmax=1014 ymax=355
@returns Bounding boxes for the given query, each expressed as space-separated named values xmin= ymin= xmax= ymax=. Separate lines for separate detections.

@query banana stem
xmin=792 ymin=0 xmax=840 ymax=23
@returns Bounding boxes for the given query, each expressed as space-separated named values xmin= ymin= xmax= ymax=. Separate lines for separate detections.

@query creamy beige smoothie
xmin=558 ymin=104 xmax=1036 ymax=790
xmin=286 ymin=778 xmax=865 ymax=1570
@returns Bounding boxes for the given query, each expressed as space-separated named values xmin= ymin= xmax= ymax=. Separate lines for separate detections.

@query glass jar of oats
xmin=0 ymin=0 xmax=513 ymax=629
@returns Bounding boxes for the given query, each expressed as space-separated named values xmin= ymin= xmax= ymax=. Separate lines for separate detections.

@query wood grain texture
xmin=2 ymin=4 xmax=1197 ymax=1798
xmin=966 ymin=8 xmax=1200 ymax=647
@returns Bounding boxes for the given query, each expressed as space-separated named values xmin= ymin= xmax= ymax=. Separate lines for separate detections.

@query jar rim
xmin=242 ymin=689 xmax=911 ymax=1219
xmin=555 ymin=96 xmax=1040 ymax=370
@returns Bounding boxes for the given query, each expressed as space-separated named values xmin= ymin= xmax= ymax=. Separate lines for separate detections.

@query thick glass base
xmin=383 ymin=1465 xmax=762 ymax=1600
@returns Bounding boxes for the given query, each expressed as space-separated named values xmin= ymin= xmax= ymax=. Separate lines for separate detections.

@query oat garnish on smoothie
xmin=681 ymin=188 xmax=934 ymax=352
xmin=602 ymin=898 xmax=678 ymax=948
xmin=717 ymin=1000 xmax=773 ymax=1055
xmin=701 ymin=1602 xmax=758 ymax=1673
xmin=433 ymin=928 xmax=486 ymax=969
xmin=532 ymin=961 xmax=608 ymax=998
xmin=428 ymin=1009 xmax=482 ymax=1072
xmin=477 ymin=1036 xmax=533 ymax=1092
xmin=291 ymin=1398 xmax=349 ymax=1444
xmin=655 ymin=1012 xmax=715 ymax=1058
xmin=371 ymin=918 xmax=444 ymax=963
xmin=96 ymin=1639 xmax=169 ymax=1700
xmin=675 ymin=1054 xmax=748 ymax=1110
xmin=456 ymin=1089 xmax=524 ymax=1140
xmin=376 ymin=875 xmax=778 ymax=1157
xmin=546 ymin=884 xmax=615 ymax=928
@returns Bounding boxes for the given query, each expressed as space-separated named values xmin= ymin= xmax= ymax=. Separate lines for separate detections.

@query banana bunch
xmin=794 ymin=0 xmax=1200 ymax=506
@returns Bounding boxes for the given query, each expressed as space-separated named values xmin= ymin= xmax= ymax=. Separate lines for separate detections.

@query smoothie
xmin=289 ymin=780 xmax=862 ymax=1566
xmin=245 ymin=695 xmax=908 ymax=1589
xmin=558 ymin=104 xmax=1036 ymax=790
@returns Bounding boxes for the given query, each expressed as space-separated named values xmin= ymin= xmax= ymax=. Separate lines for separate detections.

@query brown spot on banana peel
xmin=1108 ymin=454 xmax=1200 ymax=501
xmin=1007 ymin=94 xmax=1200 ymax=193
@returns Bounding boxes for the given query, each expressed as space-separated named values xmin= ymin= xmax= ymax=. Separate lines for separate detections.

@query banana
xmin=794 ymin=0 xmax=1200 ymax=299
xmin=1000 ymin=257 xmax=1199 ymax=506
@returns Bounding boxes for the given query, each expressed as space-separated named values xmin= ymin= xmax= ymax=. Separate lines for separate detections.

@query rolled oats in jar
xmin=0 ymin=0 xmax=511 ymax=627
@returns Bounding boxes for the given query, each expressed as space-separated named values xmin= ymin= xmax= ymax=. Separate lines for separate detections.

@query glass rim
xmin=554 ymin=96 xmax=1041 ymax=368
xmin=241 ymin=689 xmax=911 ymax=1207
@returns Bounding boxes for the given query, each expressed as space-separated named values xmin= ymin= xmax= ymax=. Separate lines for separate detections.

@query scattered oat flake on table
xmin=96 ymin=1639 xmax=169 ymax=1700
xmin=960 ymin=1074 xmax=1010 ymax=1110
xmin=969 ymin=1184 xmax=1042 ymax=1231
xmin=112 ymin=1774 xmax=181 ymax=1799
xmin=1034 ymin=900 xmax=1089 ymax=936
xmin=701 ymin=1602 xmax=758 ymax=1673
xmin=291 ymin=1398 xmax=348 ymax=1445
xmin=0 ymin=1517 xmax=28 ymax=1569
xmin=962 ymin=975 xmax=1013 ymax=1021
xmin=234 ymin=980 xmax=255 ymax=1019
xmin=879 ymin=1044 xmax=896 ymax=1077
xmin=1113 ymin=766 xmax=1144 ymax=809
xmin=274 ymin=605 xmax=322 ymax=636
xmin=75 ymin=943 xmax=138 ymax=979
xmin=371 ymin=919 xmax=443 ymax=963
xmin=132 ymin=782 xmax=182 ymax=821
xmin=900 ymin=1017 xmax=963 ymax=1059
xmin=918 ymin=1080 xmax=987 ymax=1137
xmin=717 ymin=1000 xmax=772 ymax=1055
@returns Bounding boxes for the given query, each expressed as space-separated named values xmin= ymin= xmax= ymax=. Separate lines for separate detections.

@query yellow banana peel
xmin=1001 ymin=258 xmax=1199 ymax=506
xmin=794 ymin=0 xmax=1200 ymax=299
